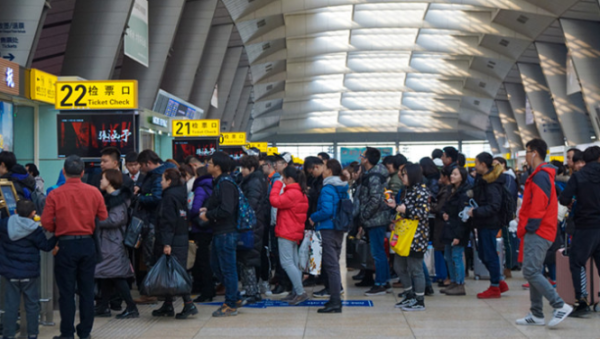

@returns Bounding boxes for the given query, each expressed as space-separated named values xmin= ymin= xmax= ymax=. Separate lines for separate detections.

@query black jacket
xmin=205 ymin=174 xmax=239 ymax=235
xmin=306 ymin=175 xmax=323 ymax=231
xmin=0 ymin=216 xmax=56 ymax=279
xmin=472 ymin=165 xmax=505 ymax=230
xmin=155 ymin=184 xmax=189 ymax=268
xmin=136 ymin=162 xmax=177 ymax=226
xmin=239 ymin=170 xmax=266 ymax=267
xmin=441 ymin=183 xmax=472 ymax=247
xmin=559 ymin=162 xmax=600 ymax=229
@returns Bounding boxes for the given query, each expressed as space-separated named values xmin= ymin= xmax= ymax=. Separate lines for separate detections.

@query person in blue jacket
xmin=309 ymin=159 xmax=349 ymax=314
xmin=0 ymin=200 xmax=57 ymax=339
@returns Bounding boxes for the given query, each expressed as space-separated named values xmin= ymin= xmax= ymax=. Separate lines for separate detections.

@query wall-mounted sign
xmin=247 ymin=142 xmax=268 ymax=153
xmin=220 ymin=132 xmax=247 ymax=146
xmin=267 ymin=147 xmax=278 ymax=155
xmin=27 ymin=68 xmax=57 ymax=104
xmin=55 ymin=80 xmax=138 ymax=110
xmin=172 ymin=119 xmax=220 ymax=137
xmin=0 ymin=59 xmax=19 ymax=95
xmin=124 ymin=0 xmax=149 ymax=67
xmin=151 ymin=116 xmax=168 ymax=128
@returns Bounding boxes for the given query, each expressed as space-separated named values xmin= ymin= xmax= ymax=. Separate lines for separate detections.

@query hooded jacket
xmin=0 ymin=215 xmax=57 ymax=279
xmin=95 ymin=189 xmax=134 ymax=279
xmin=136 ymin=162 xmax=177 ymax=226
xmin=189 ymin=175 xmax=214 ymax=233
xmin=155 ymin=184 xmax=189 ymax=268
xmin=2 ymin=164 xmax=37 ymax=200
xmin=441 ymin=183 xmax=472 ymax=247
xmin=310 ymin=176 xmax=349 ymax=231
xmin=239 ymin=170 xmax=267 ymax=267
xmin=472 ymin=164 xmax=505 ymax=229
xmin=559 ymin=161 xmax=600 ymax=229
xmin=398 ymin=183 xmax=430 ymax=257
xmin=270 ymin=181 xmax=308 ymax=242
xmin=358 ymin=163 xmax=391 ymax=228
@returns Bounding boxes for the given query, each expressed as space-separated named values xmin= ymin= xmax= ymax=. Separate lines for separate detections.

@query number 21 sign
xmin=172 ymin=120 xmax=220 ymax=137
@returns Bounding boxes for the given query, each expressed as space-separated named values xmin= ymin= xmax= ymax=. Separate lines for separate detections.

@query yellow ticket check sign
xmin=220 ymin=132 xmax=247 ymax=146
xmin=55 ymin=80 xmax=138 ymax=110
xmin=172 ymin=119 xmax=220 ymax=137
xmin=247 ymin=142 xmax=268 ymax=153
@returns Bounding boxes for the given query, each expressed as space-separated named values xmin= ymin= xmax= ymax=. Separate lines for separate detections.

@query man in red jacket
xmin=515 ymin=139 xmax=572 ymax=327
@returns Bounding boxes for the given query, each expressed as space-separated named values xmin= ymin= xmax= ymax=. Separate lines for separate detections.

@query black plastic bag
xmin=142 ymin=255 xmax=192 ymax=297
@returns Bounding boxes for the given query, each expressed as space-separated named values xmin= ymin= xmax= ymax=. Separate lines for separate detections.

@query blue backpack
xmin=215 ymin=176 xmax=256 ymax=232
xmin=333 ymin=188 xmax=353 ymax=232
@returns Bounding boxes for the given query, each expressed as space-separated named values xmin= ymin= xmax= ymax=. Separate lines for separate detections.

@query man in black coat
xmin=89 ymin=147 xmax=134 ymax=192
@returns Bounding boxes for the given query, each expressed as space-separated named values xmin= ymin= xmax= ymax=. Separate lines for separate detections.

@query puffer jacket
xmin=398 ymin=183 xmax=430 ymax=257
xmin=358 ymin=163 xmax=391 ymax=228
xmin=270 ymin=181 xmax=308 ymax=242
xmin=155 ymin=184 xmax=189 ymax=268
xmin=95 ymin=189 xmax=134 ymax=279
xmin=189 ymin=175 xmax=213 ymax=233
xmin=388 ymin=172 xmax=403 ymax=197
xmin=472 ymin=164 xmax=505 ymax=229
xmin=136 ymin=162 xmax=177 ymax=226
xmin=0 ymin=215 xmax=56 ymax=279
xmin=559 ymin=162 xmax=600 ymax=230
xmin=2 ymin=164 xmax=37 ymax=200
xmin=441 ymin=183 xmax=472 ymax=247
xmin=310 ymin=176 xmax=349 ymax=231
xmin=239 ymin=170 xmax=267 ymax=268
xmin=431 ymin=184 xmax=453 ymax=251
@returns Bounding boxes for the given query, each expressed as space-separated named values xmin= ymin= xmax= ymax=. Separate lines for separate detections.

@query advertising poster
xmin=340 ymin=147 xmax=393 ymax=168
xmin=172 ymin=138 xmax=218 ymax=163
xmin=220 ymin=146 xmax=246 ymax=161
xmin=57 ymin=113 xmax=136 ymax=158
xmin=0 ymin=101 xmax=13 ymax=152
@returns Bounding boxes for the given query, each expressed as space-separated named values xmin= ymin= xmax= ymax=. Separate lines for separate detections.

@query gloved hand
xmin=508 ymin=219 xmax=518 ymax=233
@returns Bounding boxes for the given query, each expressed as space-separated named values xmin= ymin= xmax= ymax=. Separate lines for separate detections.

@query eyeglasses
xmin=360 ymin=154 xmax=366 ymax=159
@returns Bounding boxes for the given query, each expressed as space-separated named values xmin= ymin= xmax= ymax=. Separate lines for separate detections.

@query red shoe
xmin=499 ymin=280 xmax=509 ymax=293
xmin=522 ymin=283 xmax=530 ymax=289
xmin=477 ymin=286 xmax=501 ymax=299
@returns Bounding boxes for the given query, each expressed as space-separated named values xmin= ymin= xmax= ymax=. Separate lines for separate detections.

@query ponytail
xmin=283 ymin=166 xmax=307 ymax=194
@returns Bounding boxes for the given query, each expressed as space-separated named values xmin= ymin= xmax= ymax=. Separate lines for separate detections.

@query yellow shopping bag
xmin=390 ymin=217 xmax=419 ymax=257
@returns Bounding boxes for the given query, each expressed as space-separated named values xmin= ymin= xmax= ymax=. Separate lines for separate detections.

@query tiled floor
xmin=35 ymin=268 xmax=600 ymax=339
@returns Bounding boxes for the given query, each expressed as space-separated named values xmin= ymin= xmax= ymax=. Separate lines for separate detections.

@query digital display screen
xmin=1 ymin=185 xmax=17 ymax=215
xmin=57 ymin=113 xmax=136 ymax=158
xmin=172 ymin=138 xmax=218 ymax=163
xmin=164 ymin=98 xmax=196 ymax=119
xmin=220 ymin=146 xmax=246 ymax=161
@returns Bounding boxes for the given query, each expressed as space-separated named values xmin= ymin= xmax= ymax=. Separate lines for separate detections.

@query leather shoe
xmin=317 ymin=301 xmax=342 ymax=313
xmin=116 ymin=308 xmax=139 ymax=319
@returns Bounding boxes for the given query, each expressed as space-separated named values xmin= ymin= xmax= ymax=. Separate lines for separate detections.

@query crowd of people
xmin=0 ymin=139 xmax=600 ymax=338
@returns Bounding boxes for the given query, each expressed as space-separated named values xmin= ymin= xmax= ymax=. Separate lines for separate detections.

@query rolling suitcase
xmin=555 ymin=248 xmax=599 ymax=308
xmin=473 ymin=237 xmax=505 ymax=280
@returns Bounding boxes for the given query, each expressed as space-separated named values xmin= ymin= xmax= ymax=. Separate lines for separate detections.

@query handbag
xmin=298 ymin=230 xmax=312 ymax=272
xmin=355 ymin=237 xmax=375 ymax=270
xmin=308 ymin=231 xmax=322 ymax=276
xmin=236 ymin=230 xmax=254 ymax=251
xmin=390 ymin=216 xmax=419 ymax=257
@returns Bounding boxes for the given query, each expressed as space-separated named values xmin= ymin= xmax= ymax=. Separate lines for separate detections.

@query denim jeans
xmin=368 ymin=226 xmax=390 ymax=286
xmin=394 ymin=255 xmax=425 ymax=296
xmin=278 ymin=238 xmax=305 ymax=296
xmin=210 ymin=232 xmax=240 ymax=308
xmin=2 ymin=277 xmax=39 ymax=338
xmin=444 ymin=245 xmax=465 ymax=284
xmin=477 ymin=228 xmax=501 ymax=286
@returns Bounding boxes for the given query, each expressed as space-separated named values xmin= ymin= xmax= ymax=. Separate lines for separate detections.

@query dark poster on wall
xmin=57 ymin=113 xmax=136 ymax=158
xmin=172 ymin=138 xmax=218 ymax=163
xmin=219 ymin=146 xmax=246 ymax=161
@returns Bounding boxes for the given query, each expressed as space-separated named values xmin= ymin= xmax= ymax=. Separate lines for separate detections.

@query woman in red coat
xmin=270 ymin=166 xmax=309 ymax=305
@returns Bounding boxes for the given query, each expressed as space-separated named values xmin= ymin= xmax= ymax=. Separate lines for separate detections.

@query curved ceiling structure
xmin=220 ymin=0 xmax=595 ymax=142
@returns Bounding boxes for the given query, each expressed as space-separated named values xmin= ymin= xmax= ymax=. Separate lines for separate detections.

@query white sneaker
xmin=259 ymin=281 xmax=271 ymax=296
xmin=516 ymin=313 xmax=545 ymax=326
xmin=548 ymin=304 xmax=573 ymax=327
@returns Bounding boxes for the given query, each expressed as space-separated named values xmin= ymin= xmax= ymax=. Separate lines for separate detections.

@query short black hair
xmin=493 ymin=157 xmax=507 ymax=169
xmin=567 ymin=148 xmax=581 ymax=155
xmin=364 ymin=147 xmax=381 ymax=166
xmin=583 ymin=146 xmax=600 ymax=164
xmin=25 ymin=163 xmax=39 ymax=177
xmin=211 ymin=151 xmax=233 ymax=173
xmin=402 ymin=163 xmax=423 ymax=187
xmin=326 ymin=159 xmax=343 ymax=177
xmin=383 ymin=155 xmax=406 ymax=171
xmin=317 ymin=152 xmax=330 ymax=160
xmin=264 ymin=155 xmax=277 ymax=167
xmin=457 ymin=153 xmax=466 ymax=167
xmin=432 ymin=149 xmax=443 ymax=160
xmin=16 ymin=200 xmax=35 ymax=218
xmin=64 ymin=155 xmax=84 ymax=177
xmin=525 ymin=139 xmax=548 ymax=160
xmin=137 ymin=150 xmax=162 ymax=165
xmin=573 ymin=150 xmax=584 ymax=163
xmin=0 ymin=151 xmax=16 ymax=171
xmin=304 ymin=156 xmax=324 ymax=169
xmin=475 ymin=152 xmax=493 ymax=169
xmin=443 ymin=146 xmax=459 ymax=163
xmin=185 ymin=155 xmax=202 ymax=165
xmin=240 ymin=155 xmax=259 ymax=171
xmin=551 ymin=160 xmax=565 ymax=175
xmin=125 ymin=151 xmax=139 ymax=163
xmin=101 ymin=147 xmax=121 ymax=162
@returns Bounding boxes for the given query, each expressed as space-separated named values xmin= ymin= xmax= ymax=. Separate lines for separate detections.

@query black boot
xmin=317 ymin=300 xmax=342 ymax=314
xmin=152 ymin=302 xmax=175 ymax=317
xmin=424 ymin=285 xmax=435 ymax=296
xmin=116 ymin=307 xmax=139 ymax=319
xmin=352 ymin=270 xmax=365 ymax=281
xmin=94 ymin=307 xmax=111 ymax=318
xmin=176 ymin=303 xmax=199 ymax=320
xmin=193 ymin=294 xmax=213 ymax=303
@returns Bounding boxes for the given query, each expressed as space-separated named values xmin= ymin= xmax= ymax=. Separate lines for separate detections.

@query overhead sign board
xmin=55 ymin=80 xmax=138 ymax=110
xmin=124 ymin=0 xmax=149 ymax=67
xmin=0 ymin=58 xmax=19 ymax=95
xmin=267 ymin=147 xmax=278 ymax=155
xmin=247 ymin=142 xmax=268 ymax=153
xmin=27 ymin=68 xmax=57 ymax=104
xmin=220 ymin=132 xmax=247 ymax=146
xmin=172 ymin=119 xmax=220 ymax=137
xmin=0 ymin=3 xmax=45 ymax=66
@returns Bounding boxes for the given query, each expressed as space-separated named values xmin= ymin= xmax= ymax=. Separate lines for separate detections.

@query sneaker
xmin=288 ymin=292 xmax=309 ymax=306
xmin=477 ymin=286 xmax=501 ymax=299
xmin=365 ymin=285 xmax=388 ymax=296
xmin=569 ymin=298 xmax=591 ymax=318
xmin=281 ymin=291 xmax=296 ymax=302
xmin=445 ymin=284 xmax=466 ymax=296
xmin=548 ymin=304 xmax=573 ymax=327
xmin=522 ymin=283 xmax=530 ymax=289
xmin=440 ymin=283 xmax=456 ymax=294
xmin=395 ymin=292 xmax=415 ymax=308
xmin=303 ymin=276 xmax=317 ymax=287
xmin=401 ymin=298 xmax=425 ymax=312
xmin=499 ymin=280 xmax=509 ymax=293
xmin=259 ymin=281 xmax=270 ymax=295
xmin=515 ymin=313 xmax=545 ymax=326
xmin=271 ymin=284 xmax=289 ymax=297
xmin=313 ymin=288 xmax=330 ymax=298
xmin=212 ymin=304 xmax=238 ymax=317
xmin=355 ymin=279 xmax=375 ymax=287
xmin=424 ymin=285 xmax=435 ymax=296
xmin=504 ymin=268 xmax=512 ymax=279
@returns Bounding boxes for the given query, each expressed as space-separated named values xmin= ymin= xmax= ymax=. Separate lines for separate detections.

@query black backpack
xmin=332 ymin=188 xmax=353 ymax=232
xmin=498 ymin=184 xmax=516 ymax=227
